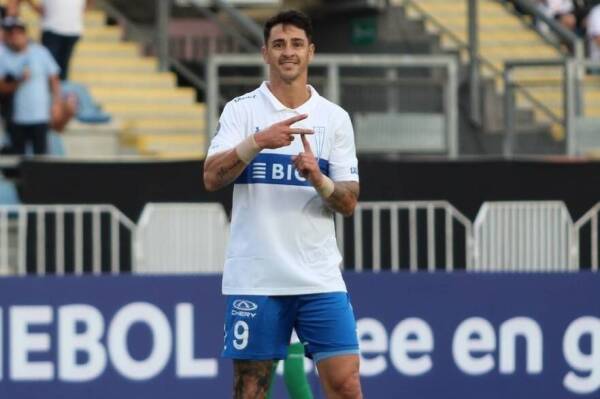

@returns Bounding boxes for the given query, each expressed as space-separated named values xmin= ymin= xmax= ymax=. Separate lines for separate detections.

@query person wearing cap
xmin=0 ymin=16 xmax=61 ymax=155
xmin=9 ymin=0 xmax=92 ymax=81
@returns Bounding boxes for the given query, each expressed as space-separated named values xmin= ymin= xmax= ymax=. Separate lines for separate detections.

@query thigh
xmin=30 ymin=123 xmax=48 ymax=155
xmin=223 ymin=295 xmax=296 ymax=361
xmin=10 ymin=124 xmax=26 ymax=154
xmin=295 ymin=293 xmax=359 ymax=363
xmin=41 ymin=31 xmax=60 ymax=59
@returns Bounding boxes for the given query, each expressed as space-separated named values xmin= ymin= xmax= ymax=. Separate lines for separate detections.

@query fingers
xmin=290 ymin=128 xmax=314 ymax=135
xmin=300 ymin=133 xmax=313 ymax=154
xmin=281 ymin=113 xmax=308 ymax=126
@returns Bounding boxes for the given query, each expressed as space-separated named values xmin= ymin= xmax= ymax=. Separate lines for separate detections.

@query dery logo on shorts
xmin=232 ymin=300 xmax=258 ymax=318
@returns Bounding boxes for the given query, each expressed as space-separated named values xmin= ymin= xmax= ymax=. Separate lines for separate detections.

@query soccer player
xmin=203 ymin=9 xmax=362 ymax=399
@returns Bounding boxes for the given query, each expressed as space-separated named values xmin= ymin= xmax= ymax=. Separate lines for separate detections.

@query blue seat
xmin=0 ymin=176 xmax=19 ymax=205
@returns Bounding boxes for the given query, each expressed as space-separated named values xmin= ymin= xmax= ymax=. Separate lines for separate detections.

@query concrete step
xmin=123 ymin=133 xmax=206 ymax=159
xmin=61 ymin=121 xmax=122 ymax=157
xmin=124 ymin=118 xmax=205 ymax=131
xmin=71 ymin=72 xmax=177 ymax=89
xmin=74 ymin=42 xmax=140 ymax=57
xmin=72 ymin=57 xmax=157 ymax=73
xmin=105 ymin=103 xmax=205 ymax=119
xmin=90 ymin=87 xmax=196 ymax=105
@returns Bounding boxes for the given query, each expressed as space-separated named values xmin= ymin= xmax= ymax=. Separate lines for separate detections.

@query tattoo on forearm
xmin=216 ymin=158 xmax=243 ymax=185
xmin=324 ymin=181 xmax=360 ymax=216
xmin=233 ymin=360 xmax=274 ymax=399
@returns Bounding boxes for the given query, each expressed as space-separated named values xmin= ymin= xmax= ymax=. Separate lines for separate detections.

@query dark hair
xmin=263 ymin=10 xmax=313 ymax=44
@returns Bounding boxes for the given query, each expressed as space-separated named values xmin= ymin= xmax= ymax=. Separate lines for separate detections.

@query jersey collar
xmin=259 ymin=81 xmax=320 ymax=114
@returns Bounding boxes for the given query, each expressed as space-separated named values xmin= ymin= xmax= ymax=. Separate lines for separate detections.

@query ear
xmin=308 ymin=42 xmax=315 ymax=62
xmin=261 ymin=45 xmax=268 ymax=63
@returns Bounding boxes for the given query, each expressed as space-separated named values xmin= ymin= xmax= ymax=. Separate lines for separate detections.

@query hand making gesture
xmin=293 ymin=133 xmax=324 ymax=188
xmin=255 ymin=114 xmax=313 ymax=149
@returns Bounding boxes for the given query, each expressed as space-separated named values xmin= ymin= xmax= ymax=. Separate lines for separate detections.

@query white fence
xmin=135 ymin=203 xmax=228 ymax=274
xmin=3 ymin=201 xmax=600 ymax=274
xmin=473 ymin=202 xmax=574 ymax=272
xmin=0 ymin=205 xmax=136 ymax=275
xmin=573 ymin=203 xmax=600 ymax=272
xmin=335 ymin=201 xmax=473 ymax=272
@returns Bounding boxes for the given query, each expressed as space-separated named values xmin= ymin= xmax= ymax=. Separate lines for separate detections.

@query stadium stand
xmin=399 ymin=0 xmax=600 ymax=152
xmin=5 ymin=2 xmax=206 ymax=159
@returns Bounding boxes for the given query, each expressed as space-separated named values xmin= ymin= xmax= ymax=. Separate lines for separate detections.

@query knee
xmin=329 ymin=370 xmax=362 ymax=398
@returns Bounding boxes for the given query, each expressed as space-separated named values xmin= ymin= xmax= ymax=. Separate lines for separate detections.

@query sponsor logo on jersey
xmin=234 ymin=94 xmax=257 ymax=103
xmin=231 ymin=300 xmax=258 ymax=318
xmin=236 ymin=153 xmax=329 ymax=187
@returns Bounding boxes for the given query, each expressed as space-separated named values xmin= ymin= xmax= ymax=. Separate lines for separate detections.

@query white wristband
xmin=315 ymin=175 xmax=335 ymax=198
xmin=235 ymin=134 xmax=260 ymax=164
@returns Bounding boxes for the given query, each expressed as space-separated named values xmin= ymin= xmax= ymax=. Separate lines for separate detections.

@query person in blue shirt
xmin=0 ymin=16 xmax=61 ymax=155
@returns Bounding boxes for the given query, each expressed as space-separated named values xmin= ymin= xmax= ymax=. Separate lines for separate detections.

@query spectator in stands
xmin=538 ymin=0 xmax=578 ymax=32
xmin=0 ymin=16 xmax=61 ymax=155
xmin=10 ymin=0 xmax=92 ymax=81
xmin=587 ymin=4 xmax=600 ymax=62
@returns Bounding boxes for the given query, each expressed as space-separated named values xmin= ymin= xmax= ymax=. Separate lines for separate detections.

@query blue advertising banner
xmin=0 ymin=273 xmax=598 ymax=398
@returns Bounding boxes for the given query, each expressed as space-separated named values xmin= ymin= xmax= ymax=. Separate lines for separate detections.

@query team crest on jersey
xmin=313 ymin=126 xmax=326 ymax=159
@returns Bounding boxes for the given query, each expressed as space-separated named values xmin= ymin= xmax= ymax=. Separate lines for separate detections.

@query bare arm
xmin=203 ymin=149 xmax=246 ymax=192
xmin=0 ymin=79 xmax=19 ymax=95
xmin=49 ymin=74 xmax=61 ymax=103
xmin=293 ymin=134 xmax=359 ymax=217
xmin=19 ymin=0 xmax=44 ymax=15
xmin=323 ymin=181 xmax=359 ymax=217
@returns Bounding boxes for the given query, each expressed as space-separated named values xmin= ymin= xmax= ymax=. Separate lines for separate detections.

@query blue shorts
xmin=222 ymin=292 xmax=359 ymax=363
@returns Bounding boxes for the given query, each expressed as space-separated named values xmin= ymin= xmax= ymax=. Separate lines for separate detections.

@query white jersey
xmin=42 ymin=0 xmax=86 ymax=36
xmin=208 ymin=82 xmax=359 ymax=296
xmin=588 ymin=6 xmax=600 ymax=61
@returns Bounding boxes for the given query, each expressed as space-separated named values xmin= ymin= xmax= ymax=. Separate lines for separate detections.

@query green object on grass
xmin=266 ymin=343 xmax=314 ymax=399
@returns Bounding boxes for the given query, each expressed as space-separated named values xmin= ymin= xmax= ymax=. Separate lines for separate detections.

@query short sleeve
xmin=40 ymin=46 xmax=60 ymax=77
xmin=328 ymin=111 xmax=359 ymax=182
xmin=207 ymin=102 xmax=245 ymax=157
xmin=589 ymin=8 xmax=600 ymax=37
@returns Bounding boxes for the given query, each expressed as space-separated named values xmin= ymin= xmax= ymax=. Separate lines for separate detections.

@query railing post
xmin=503 ymin=65 xmax=516 ymax=158
xmin=447 ymin=58 xmax=459 ymax=159
xmin=156 ymin=0 xmax=171 ymax=72
xmin=206 ymin=56 xmax=219 ymax=147
xmin=326 ymin=63 xmax=340 ymax=105
xmin=468 ymin=0 xmax=481 ymax=125
xmin=565 ymin=59 xmax=577 ymax=156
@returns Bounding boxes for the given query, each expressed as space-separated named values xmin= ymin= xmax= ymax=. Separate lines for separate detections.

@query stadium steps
xmin=15 ymin=7 xmax=207 ymax=159
xmin=397 ymin=0 xmax=579 ymax=139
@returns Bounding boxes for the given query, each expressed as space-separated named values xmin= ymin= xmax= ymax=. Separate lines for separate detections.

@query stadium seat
xmin=0 ymin=176 xmax=19 ymax=205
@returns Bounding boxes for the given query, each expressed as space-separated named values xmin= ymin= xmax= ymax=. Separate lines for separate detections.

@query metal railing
xmin=402 ymin=0 xmax=584 ymax=131
xmin=502 ymin=58 xmax=570 ymax=157
xmin=5 ymin=201 xmax=600 ymax=274
xmin=206 ymin=53 xmax=459 ymax=158
xmin=573 ymin=202 xmax=600 ymax=272
xmin=134 ymin=203 xmax=228 ymax=274
xmin=335 ymin=201 xmax=473 ymax=272
xmin=473 ymin=201 xmax=574 ymax=271
xmin=0 ymin=205 xmax=136 ymax=276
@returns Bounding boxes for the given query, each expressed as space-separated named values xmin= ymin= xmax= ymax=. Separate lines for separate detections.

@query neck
xmin=267 ymin=76 xmax=311 ymax=109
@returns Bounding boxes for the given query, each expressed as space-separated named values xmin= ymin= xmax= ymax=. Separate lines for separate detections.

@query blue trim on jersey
xmin=235 ymin=153 xmax=329 ymax=186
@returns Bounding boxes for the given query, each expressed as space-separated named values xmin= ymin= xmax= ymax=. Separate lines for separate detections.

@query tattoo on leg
xmin=233 ymin=360 xmax=274 ymax=399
